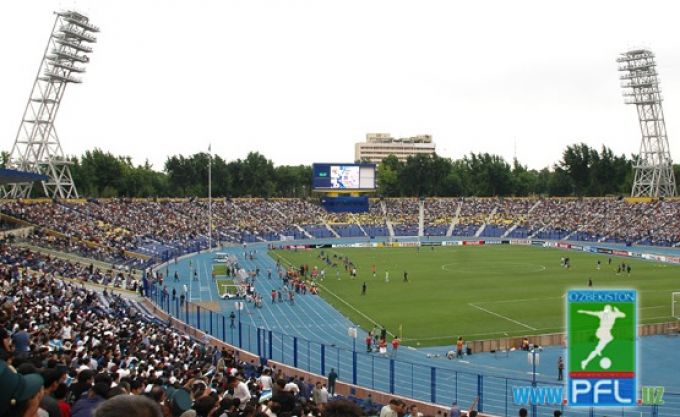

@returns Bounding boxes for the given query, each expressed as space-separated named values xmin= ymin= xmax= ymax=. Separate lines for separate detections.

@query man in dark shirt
xmin=71 ymin=382 xmax=108 ymax=417
xmin=296 ymin=376 xmax=311 ymax=403
xmin=0 ymin=321 xmax=11 ymax=360
xmin=67 ymin=369 xmax=95 ymax=404
xmin=272 ymin=379 xmax=295 ymax=414
xmin=41 ymin=368 xmax=67 ymax=417
xmin=11 ymin=323 xmax=30 ymax=359
xmin=327 ymin=368 xmax=338 ymax=396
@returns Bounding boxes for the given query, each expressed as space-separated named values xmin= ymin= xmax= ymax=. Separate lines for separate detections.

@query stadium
xmin=2 ymin=5 xmax=680 ymax=417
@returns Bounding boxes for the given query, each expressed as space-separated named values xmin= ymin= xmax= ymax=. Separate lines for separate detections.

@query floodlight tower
xmin=617 ymin=49 xmax=677 ymax=198
xmin=2 ymin=11 xmax=99 ymax=199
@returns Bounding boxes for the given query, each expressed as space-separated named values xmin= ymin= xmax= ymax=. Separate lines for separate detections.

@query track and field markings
xmin=468 ymin=303 xmax=537 ymax=330
xmin=271 ymin=250 xmax=394 ymax=337
xmin=200 ymin=260 xmax=214 ymax=302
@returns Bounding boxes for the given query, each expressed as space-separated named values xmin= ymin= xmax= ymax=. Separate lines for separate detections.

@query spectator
xmin=11 ymin=323 xmax=31 ymax=359
xmin=321 ymin=399 xmax=363 ymax=417
xmin=311 ymin=382 xmax=324 ymax=406
xmin=68 ymin=371 xmax=95 ymax=405
xmin=0 ymin=359 xmax=45 ymax=417
xmin=92 ymin=395 xmax=162 ymax=417
xmin=41 ymin=368 xmax=67 ymax=417
xmin=54 ymin=383 xmax=71 ymax=417
xmin=380 ymin=399 xmax=405 ymax=417
xmin=229 ymin=377 xmax=251 ymax=410
xmin=327 ymin=369 xmax=337 ymax=397
xmin=0 ymin=320 xmax=11 ymax=360
xmin=71 ymin=383 xmax=109 ymax=417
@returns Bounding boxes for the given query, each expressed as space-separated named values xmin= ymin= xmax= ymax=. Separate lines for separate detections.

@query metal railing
xmin=148 ymin=283 xmax=676 ymax=417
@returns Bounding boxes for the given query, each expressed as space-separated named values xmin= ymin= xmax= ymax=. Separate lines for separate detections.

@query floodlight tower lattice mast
xmin=2 ymin=11 xmax=99 ymax=199
xmin=617 ymin=49 xmax=677 ymax=198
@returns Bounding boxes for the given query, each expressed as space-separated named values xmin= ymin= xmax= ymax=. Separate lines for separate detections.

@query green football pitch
xmin=212 ymin=264 xmax=228 ymax=276
xmin=269 ymin=245 xmax=680 ymax=347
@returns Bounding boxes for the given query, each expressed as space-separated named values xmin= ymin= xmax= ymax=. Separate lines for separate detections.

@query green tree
xmin=511 ymin=158 xmax=539 ymax=196
xmin=377 ymin=155 xmax=402 ymax=196
xmin=400 ymin=154 xmax=435 ymax=197
xmin=548 ymin=167 xmax=573 ymax=196
xmin=430 ymin=155 xmax=453 ymax=196
xmin=559 ymin=143 xmax=597 ymax=196
xmin=534 ymin=168 xmax=553 ymax=196
xmin=463 ymin=153 xmax=513 ymax=196
xmin=71 ymin=149 xmax=127 ymax=197
xmin=0 ymin=151 xmax=9 ymax=169
xmin=275 ymin=165 xmax=311 ymax=197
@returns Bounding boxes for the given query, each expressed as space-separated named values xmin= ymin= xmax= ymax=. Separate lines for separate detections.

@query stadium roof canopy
xmin=0 ymin=168 xmax=49 ymax=185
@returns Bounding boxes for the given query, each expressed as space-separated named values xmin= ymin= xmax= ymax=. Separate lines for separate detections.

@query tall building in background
xmin=618 ymin=49 xmax=676 ymax=198
xmin=355 ymin=133 xmax=436 ymax=163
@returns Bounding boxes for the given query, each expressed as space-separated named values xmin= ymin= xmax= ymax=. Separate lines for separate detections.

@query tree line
xmin=4 ymin=144 xmax=677 ymax=198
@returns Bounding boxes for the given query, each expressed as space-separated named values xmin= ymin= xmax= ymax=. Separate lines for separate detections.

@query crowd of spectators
xmin=0 ymin=239 xmax=452 ymax=417
xmin=383 ymin=199 xmax=419 ymax=237
xmin=0 ymin=242 xmax=138 ymax=291
xmin=2 ymin=197 xmax=680 ymax=266
xmin=513 ymin=198 xmax=680 ymax=245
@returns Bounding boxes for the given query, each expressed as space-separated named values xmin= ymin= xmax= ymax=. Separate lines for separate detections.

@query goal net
xmin=673 ymin=292 xmax=680 ymax=320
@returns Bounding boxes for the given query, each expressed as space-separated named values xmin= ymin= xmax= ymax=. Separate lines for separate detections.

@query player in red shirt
xmin=391 ymin=337 xmax=400 ymax=358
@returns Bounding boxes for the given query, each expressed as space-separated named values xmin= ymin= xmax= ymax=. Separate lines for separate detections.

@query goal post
xmin=672 ymin=292 xmax=680 ymax=319
xmin=218 ymin=283 xmax=247 ymax=299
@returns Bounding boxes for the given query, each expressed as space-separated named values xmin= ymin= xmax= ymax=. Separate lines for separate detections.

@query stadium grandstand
xmin=2 ymin=196 xmax=680 ymax=417
xmin=3 ymin=5 xmax=680 ymax=417
xmin=2 ymin=197 xmax=680 ymax=263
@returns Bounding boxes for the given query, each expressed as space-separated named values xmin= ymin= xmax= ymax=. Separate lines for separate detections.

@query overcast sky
xmin=2 ymin=0 xmax=680 ymax=171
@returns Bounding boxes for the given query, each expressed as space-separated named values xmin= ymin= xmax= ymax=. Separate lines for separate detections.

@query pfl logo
xmin=567 ymin=290 xmax=637 ymax=407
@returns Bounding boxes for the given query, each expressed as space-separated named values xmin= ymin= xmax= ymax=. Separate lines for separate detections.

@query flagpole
xmin=208 ymin=144 xmax=212 ymax=253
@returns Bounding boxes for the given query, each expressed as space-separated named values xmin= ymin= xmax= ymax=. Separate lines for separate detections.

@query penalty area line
xmin=468 ymin=303 xmax=537 ymax=330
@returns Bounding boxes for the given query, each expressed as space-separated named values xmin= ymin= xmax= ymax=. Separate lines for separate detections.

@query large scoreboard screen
xmin=312 ymin=163 xmax=376 ymax=191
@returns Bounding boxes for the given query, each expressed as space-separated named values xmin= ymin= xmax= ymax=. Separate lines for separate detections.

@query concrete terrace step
xmin=446 ymin=201 xmax=462 ymax=237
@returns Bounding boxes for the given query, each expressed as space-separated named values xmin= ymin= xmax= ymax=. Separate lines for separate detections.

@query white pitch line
xmin=401 ymin=326 xmax=562 ymax=342
xmin=474 ymin=295 xmax=564 ymax=305
xmin=272 ymin=250 xmax=394 ymax=337
xmin=468 ymin=303 xmax=537 ymax=330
